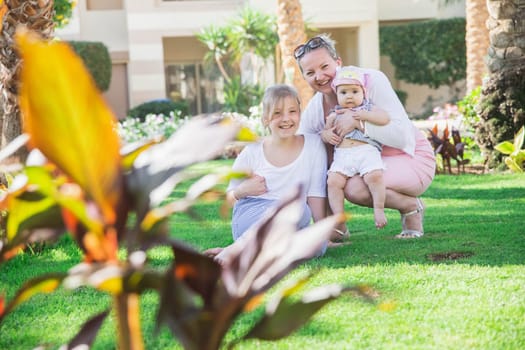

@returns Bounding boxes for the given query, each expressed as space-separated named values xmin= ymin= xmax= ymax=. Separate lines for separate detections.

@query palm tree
xmin=228 ymin=7 xmax=279 ymax=86
xmin=197 ymin=25 xmax=233 ymax=83
xmin=465 ymin=0 xmax=489 ymax=93
xmin=0 ymin=0 xmax=55 ymax=161
xmin=476 ymin=0 xmax=525 ymax=167
xmin=276 ymin=0 xmax=313 ymax=106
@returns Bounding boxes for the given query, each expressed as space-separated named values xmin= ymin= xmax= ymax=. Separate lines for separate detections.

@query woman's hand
xmin=234 ymin=174 xmax=267 ymax=199
xmin=334 ymin=108 xmax=362 ymax=136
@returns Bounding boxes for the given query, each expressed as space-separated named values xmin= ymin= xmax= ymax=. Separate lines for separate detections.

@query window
xmin=165 ymin=63 xmax=224 ymax=115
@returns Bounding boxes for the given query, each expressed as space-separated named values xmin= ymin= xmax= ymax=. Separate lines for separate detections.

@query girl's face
xmin=265 ymin=96 xmax=301 ymax=138
xmin=298 ymin=48 xmax=341 ymax=95
xmin=336 ymin=84 xmax=364 ymax=109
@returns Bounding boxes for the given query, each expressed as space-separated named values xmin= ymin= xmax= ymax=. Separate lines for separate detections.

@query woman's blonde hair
xmin=261 ymin=84 xmax=300 ymax=126
xmin=295 ymin=33 xmax=339 ymax=71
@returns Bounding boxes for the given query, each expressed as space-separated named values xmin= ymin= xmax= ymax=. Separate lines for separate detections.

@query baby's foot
xmin=374 ymin=208 xmax=387 ymax=229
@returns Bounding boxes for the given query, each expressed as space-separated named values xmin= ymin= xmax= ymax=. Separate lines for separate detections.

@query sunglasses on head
xmin=294 ymin=36 xmax=327 ymax=59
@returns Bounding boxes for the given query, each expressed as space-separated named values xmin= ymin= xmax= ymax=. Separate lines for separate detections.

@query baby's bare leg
xmin=327 ymin=171 xmax=349 ymax=236
xmin=363 ymin=170 xmax=387 ymax=228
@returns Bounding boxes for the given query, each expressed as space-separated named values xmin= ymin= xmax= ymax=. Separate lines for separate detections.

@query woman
xmin=295 ymin=34 xmax=435 ymax=238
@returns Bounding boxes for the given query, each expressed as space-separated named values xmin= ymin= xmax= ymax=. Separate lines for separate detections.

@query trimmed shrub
xmin=394 ymin=89 xmax=408 ymax=106
xmin=68 ymin=41 xmax=112 ymax=91
xmin=380 ymin=18 xmax=466 ymax=88
xmin=127 ymin=99 xmax=190 ymax=122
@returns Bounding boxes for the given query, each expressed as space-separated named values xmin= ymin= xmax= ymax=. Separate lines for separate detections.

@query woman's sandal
xmin=332 ymin=228 xmax=350 ymax=242
xmin=328 ymin=228 xmax=351 ymax=247
xmin=395 ymin=198 xmax=425 ymax=239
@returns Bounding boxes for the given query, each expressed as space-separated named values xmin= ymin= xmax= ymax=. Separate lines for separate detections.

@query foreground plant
xmin=0 ymin=29 xmax=375 ymax=349
xmin=494 ymin=125 xmax=525 ymax=173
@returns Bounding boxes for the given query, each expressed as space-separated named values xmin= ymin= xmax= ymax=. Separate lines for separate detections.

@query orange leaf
xmin=0 ymin=2 xmax=6 ymax=32
xmin=432 ymin=123 xmax=438 ymax=136
xmin=1 ymin=244 xmax=24 ymax=262
xmin=0 ymin=293 xmax=4 ymax=316
xmin=244 ymin=293 xmax=264 ymax=312
xmin=16 ymin=29 xmax=122 ymax=225
xmin=83 ymin=228 xmax=118 ymax=262
xmin=174 ymin=263 xmax=199 ymax=280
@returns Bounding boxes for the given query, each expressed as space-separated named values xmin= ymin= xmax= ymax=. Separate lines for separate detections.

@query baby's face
xmin=336 ymin=84 xmax=364 ymax=109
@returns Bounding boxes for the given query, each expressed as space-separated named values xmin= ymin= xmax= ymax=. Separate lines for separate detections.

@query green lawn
xmin=0 ymin=165 xmax=524 ymax=349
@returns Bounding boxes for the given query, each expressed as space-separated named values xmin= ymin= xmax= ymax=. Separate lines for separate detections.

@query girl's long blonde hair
xmin=261 ymin=84 xmax=301 ymax=127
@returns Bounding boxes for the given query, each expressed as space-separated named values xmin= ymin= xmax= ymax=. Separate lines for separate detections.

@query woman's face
xmin=298 ymin=48 xmax=341 ymax=95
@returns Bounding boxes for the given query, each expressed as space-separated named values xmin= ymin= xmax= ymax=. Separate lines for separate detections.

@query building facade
xmin=57 ymin=0 xmax=465 ymax=119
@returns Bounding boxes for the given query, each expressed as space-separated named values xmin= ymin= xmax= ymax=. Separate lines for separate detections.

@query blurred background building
xmin=57 ymin=0 xmax=465 ymax=120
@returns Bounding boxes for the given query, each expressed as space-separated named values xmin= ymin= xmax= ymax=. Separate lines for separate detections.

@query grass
xmin=0 ymin=161 xmax=524 ymax=349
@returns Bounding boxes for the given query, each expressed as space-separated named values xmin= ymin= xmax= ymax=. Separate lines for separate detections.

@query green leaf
xmin=505 ymin=157 xmax=523 ymax=173
xmin=512 ymin=126 xmax=524 ymax=153
xmin=6 ymin=192 xmax=60 ymax=242
xmin=0 ymin=273 xmax=66 ymax=322
xmin=65 ymin=310 xmax=110 ymax=349
xmin=494 ymin=141 xmax=514 ymax=155
xmin=244 ymin=283 xmax=357 ymax=341
xmin=3 ymin=166 xmax=102 ymax=245
xmin=2 ymin=167 xmax=65 ymax=247
xmin=120 ymin=138 xmax=160 ymax=171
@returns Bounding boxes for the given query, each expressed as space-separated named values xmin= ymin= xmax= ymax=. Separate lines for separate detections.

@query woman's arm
xmin=362 ymin=68 xmax=415 ymax=154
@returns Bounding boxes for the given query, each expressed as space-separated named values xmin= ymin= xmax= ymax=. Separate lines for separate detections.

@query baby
xmin=325 ymin=67 xmax=390 ymax=233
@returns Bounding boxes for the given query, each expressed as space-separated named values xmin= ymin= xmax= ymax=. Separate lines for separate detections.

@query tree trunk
xmin=276 ymin=0 xmax=313 ymax=107
xmin=465 ymin=0 xmax=490 ymax=93
xmin=0 ymin=0 xmax=55 ymax=163
xmin=477 ymin=0 xmax=525 ymax=168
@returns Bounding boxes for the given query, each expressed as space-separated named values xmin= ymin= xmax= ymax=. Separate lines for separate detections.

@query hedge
xmin=68 ymin=41 xmax=112 ymax=92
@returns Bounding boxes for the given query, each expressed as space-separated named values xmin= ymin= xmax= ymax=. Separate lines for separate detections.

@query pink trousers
xmin=381 ymin=126 xmax=436 ymax=196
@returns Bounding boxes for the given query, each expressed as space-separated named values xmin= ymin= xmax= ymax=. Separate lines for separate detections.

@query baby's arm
xmin=354 ymin=106 xmax=390 ymax=126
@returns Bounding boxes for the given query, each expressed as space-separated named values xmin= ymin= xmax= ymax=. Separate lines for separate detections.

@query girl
xmin=205 ymin=84 xmax=329 ymax=260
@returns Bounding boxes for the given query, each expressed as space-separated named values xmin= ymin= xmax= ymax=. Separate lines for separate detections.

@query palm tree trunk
xmin=0 ymin=0 xmax=54 ymax=162
xmin=476 ymin=0 xmax=525 ymax=168
xmin=465 ymin=0 xmax=490 ymax=93
xmin=276 ymin=0 xmax=313 ymax=106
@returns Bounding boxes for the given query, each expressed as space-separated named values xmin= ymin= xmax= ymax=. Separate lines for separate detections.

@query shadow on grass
xmin=320 ymin=174 xmax=525 ymax=268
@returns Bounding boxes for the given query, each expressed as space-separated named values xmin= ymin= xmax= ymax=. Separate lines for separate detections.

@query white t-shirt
xmin=298 ymin=66 xmax=416 ymax=156
xmin=227 ymin=133 xmax=327 ymax=201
